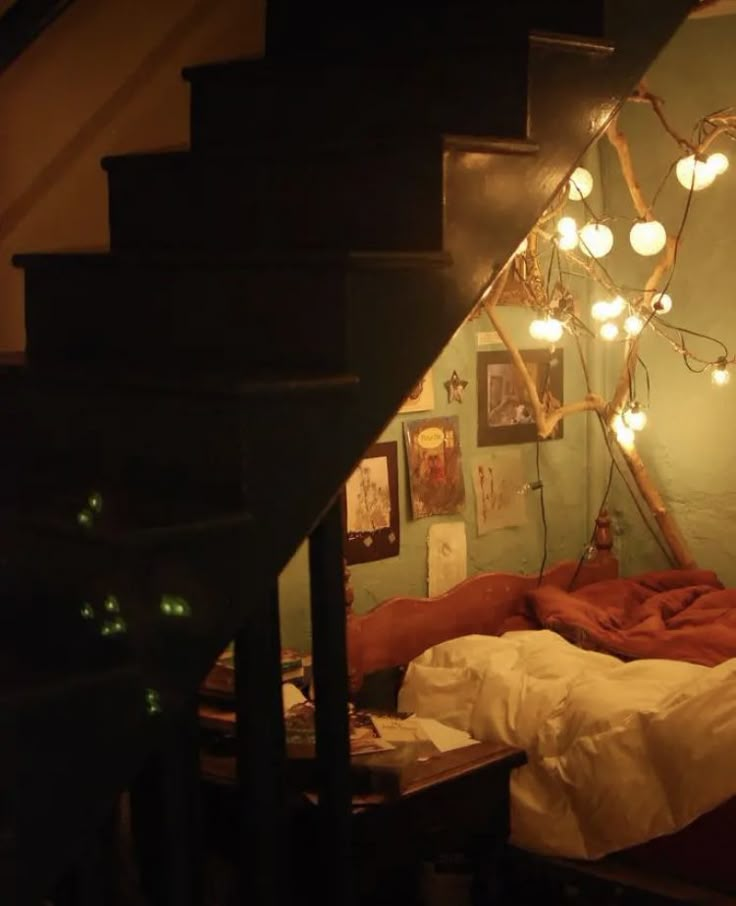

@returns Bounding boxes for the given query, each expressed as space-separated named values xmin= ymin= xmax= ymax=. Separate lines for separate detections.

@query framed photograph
xmin=477 ymin=348 xmax=564 ymax=446
xmin=342 ymin=441 xmax=400 ymax=565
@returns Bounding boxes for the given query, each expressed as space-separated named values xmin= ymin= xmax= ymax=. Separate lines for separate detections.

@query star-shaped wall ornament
xmin=444 ymin=369 xmax=469 ymax=403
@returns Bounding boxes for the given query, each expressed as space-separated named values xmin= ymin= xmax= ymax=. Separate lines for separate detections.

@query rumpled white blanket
xmin=398 ymin=630 xmax=736 ymax=859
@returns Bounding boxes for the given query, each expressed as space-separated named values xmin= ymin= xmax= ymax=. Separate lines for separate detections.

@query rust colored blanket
xmin=527 ymin=568 xmax=736 ymax=667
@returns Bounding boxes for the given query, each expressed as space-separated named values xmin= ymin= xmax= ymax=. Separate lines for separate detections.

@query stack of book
xmin=201 ymin=644 xmax=312 ymax=703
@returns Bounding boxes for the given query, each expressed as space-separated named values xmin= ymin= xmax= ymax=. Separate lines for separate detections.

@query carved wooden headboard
xmin=346 ymin=510 xmax=617 ymax=693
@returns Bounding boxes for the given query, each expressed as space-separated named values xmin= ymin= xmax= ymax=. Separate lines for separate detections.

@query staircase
xmin=0 ymin=1 xmax=694 ymax=903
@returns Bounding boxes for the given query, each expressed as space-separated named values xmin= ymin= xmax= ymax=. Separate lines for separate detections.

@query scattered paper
xmin=472 ymin=450 xmax=527 ymax=535
xmin=427 ymin=522 xmax=467 ymax=596
xmin=415 ymin=718 xmax=479 ymax=752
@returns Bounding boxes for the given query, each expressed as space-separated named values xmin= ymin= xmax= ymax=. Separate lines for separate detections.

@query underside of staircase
xmin=0 ymin=1 xmax=694 ymax=903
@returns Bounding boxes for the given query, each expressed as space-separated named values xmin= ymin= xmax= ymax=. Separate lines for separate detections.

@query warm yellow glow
xmin=624 ymin=314 xmax=644 ymax=337
xmin=599 ymin=321 xmax=619 ymax=341
xmin=712 ymin=365 xmax=731 ymax=386
xmin=568 ymin=167 xmax=594 ymax=200
xmin=651 ymin=292 xmax=673 ymax=314
xmin=591 ymin=301 xmax=611 ymax=321
xmin=556 ymin=216 xmax=578 ymax=250
xmin=629 ymin=220 xmax=667 ymax=256
xmin=611 ymin=413 xmax=625 ymax=434
xmin=676 ymin=154 xmax=716 ymax=191
xmin=707 ymin=152 xmax=729 ymax=176
xmin=615 ymin=424 xmax=636 ymax=449
xmin=608 ymin=295 xmax=626 ymax=318
xmin=529 ymin=319 xmax=547 ymax=340
xmin=579 ymin=222 xmax=614 ymax=258
xmin=544 ymin=318 xmax=564 ymax=343
xmin=623 ymin=405 xmax=647 ymax=432
xmin=516 ymin=236 xmax=529 ymax=256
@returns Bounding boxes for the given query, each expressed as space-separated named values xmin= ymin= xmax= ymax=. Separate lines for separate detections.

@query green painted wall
xmin=598 ymin=16 xmax=736 ymax=581
xmin=279 ymin=304 xmax=595 ymax=653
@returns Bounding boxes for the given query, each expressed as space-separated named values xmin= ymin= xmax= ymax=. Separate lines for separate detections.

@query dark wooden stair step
xmin=16 ymin=249 xmax=449 ymax=374
xmin=184 ymin=50 xmax=530 ymax=151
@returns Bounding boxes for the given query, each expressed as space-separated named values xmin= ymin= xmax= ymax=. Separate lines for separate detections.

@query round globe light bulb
xmin=616 ymin=424 xmax=636 ymax=449
xmin=599 ymin=321 xmax=619 ymax=341
xmin=556 ymin=216 xmax=578 ymax=250
xmin=712 ymin=365 xmax=731 ymax=387
xmin=624 ymin=314 xmax=644 ymax=337
xmin=608 ymin=295 xmax=626 ymax=318
xmin=623 ymin=405 xmax=647 ymax=432
xmin=611 ymin=414 xmax=625 ymax=434
xmin=707 ymin=152 xmax=729 ymax=176
xmin=629 ymin=220 xmax=667 ymax=256
xmin=579 ymin=222 xmax=614 ymax=258
xmin=544 ymin=318 xmax=564 ymax=343
xmin=529 ymin=319 xmax=547 ymax=340
xmin=516 ymin=236 xmax=529 ymax=256
xmin=676 ymin=155 xmax=716 ymax=191
xmin=568 ymin=167 xmax=594 ymax=201
xmin=651 ymin=292 xmax=673 ymax=314
xmin=591 ymin=301 xmax=612 ymax=322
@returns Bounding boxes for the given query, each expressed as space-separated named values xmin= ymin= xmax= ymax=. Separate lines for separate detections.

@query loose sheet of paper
xmin=472 ymin=450 xmax=527 ymax=535
xmin=427 ymin=522 xmax=467 ymax=596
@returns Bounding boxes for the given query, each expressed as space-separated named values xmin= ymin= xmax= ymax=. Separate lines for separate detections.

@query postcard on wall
xmin=477 ymin=348 xmax=564 ymax=446
xmin=399 ymin=369 xmax=435 ymax=414
xmin=404 ymin=416 xmax=466 ymax=519
xmin=472 ymin=450 xmax=527 ymax=536
xmin=342 ymin=441 xmax=400 ymax=565
xmin=427 ymin=522 xmax=467 ymax=597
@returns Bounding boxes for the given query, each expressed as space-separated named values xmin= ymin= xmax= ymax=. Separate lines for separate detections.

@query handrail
xmin=0 ymin=0 xmax=76 ymax=74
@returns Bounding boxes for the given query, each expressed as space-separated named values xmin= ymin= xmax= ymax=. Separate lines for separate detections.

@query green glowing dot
xmin=88 ymin=492 xmax=103 ymax=514
xmin=80 ymin=603 xmax=94 ymax=620
xmin=145 ymin=688 xmax=162 ymax=716
xmin=160 ymin=594 xmax=190 ymax=618
xmin=77 ymin=509 xmax=93 ymax=529
xmin=104 ymin=595 xmax=120 ymax=613
xmin=100 ymin=623 xmax=112 ymax=637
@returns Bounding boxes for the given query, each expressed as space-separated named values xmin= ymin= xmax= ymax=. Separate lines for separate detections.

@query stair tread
xmin=15 ymin=358 xmax=361 ymax=398
xmin=14 ymin=248 xmax=451 ymax=270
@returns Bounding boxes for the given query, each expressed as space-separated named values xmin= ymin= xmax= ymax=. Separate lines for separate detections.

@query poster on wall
xmin=342 ymin=441 xmax=400 ymax=565
xmin=404 ymin=416 xmax=465 ymax=519
xmin=477 ymin=348 xmax=564 ymax=446
xmin=399 ymin=369 xmax=435 ymax=414
xmin=472 ymin=450 xmax=527 ymax=535
xmin=427 ymin=522 xmax=467 ymax=597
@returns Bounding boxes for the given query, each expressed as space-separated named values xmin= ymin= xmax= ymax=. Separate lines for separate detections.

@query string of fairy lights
xmin=512 ymin=102 xmax=736 ymax=451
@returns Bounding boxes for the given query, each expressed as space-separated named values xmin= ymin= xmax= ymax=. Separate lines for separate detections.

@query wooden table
xmin=201 ymin=730 xmax=525 ymax=905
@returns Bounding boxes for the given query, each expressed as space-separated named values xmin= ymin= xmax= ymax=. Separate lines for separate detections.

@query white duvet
xmin=398 ymin=630 xmax=736 ymax=859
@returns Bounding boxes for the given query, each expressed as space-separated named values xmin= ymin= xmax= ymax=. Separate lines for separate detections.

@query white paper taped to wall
xmin=427 ymin=522 xmax=467 ymax=597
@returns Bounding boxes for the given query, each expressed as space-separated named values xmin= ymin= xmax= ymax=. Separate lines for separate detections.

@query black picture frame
xmin=477 ymin=348 xmax=564 ymax=446
xmin=342 ymin=441 xmax=400 ymax=565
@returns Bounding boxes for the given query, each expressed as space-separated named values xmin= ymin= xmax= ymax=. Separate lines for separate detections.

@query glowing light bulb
xmin=616 ymin=424 xmax=636 ymax=449
xmin=712 ymin=363 xmax=731 ymax=386
xmin=611 ymin=413 xmax=625 ymax=434
xmin=707 ymin=152 xmax=729 ymax=176
xmin=591 ymin=301 xmax=611 ymax=321
xmin=529 ymin=319 xmax=547 ymax=340
xmin=676 ymin=154 xmax=716 ymax=191
xmin=556 ymin=216 xmax=578 ymax=250
xmin=544 ymin=318 xmax=564 ymax=343
xmin=568 ymin=167 xmax=594 ymax=200
xmin=650 ymin=292 xmax=672 ymax=314
xmin=516 ymin=236 xmax=529 ymax=256
xmin=579 ymin=222 xmax=613 ymax=258
xmin=599 ymin=321 xmax=619 ymax=341
xmin=608 ymin=295 xmax=626 ymax=317
xmin=629 ymin=220 xmax=667 ymax=256
xmin=623 ymin=404 xmax=647 ymax=432
xmin=624 ymin=314 xmax=644 ymax=337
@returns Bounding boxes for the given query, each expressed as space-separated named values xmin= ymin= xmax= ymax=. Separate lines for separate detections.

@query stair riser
xmin=105 ymin=148 xmax=444 ymax=252
xmin=23 ymin=262 xmax=349 ymax=373
xmin=188 ymin=54 xmax=528 ymax=151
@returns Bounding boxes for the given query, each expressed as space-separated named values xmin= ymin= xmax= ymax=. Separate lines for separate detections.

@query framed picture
xmin=404 ymin=416 xmax=466 ymax=519
xmin=477 ymin=348 xmax=564 ymax=446
xmin=342 ymin=441 xmax=400 ymax=565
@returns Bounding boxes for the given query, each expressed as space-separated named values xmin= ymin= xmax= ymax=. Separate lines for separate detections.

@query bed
xmin=345 ymin=514 xmax=736 ymax=897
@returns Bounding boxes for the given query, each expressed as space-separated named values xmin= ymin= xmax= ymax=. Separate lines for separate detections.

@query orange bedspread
xmin=528 ymin=568 xmax=736 ymax=667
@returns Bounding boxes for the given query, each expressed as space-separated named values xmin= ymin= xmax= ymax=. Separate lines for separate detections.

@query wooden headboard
xmin=346 ymin=511 xmax=617 ymax=693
